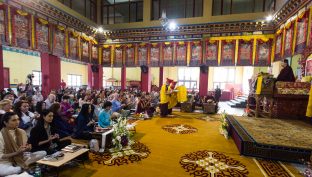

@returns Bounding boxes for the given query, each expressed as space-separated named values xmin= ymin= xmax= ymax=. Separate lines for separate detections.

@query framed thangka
xmin=221 ymin=40 xmax=235 ymax=66
xmin=274 ymin=30 xmax=283 ymax=61
xmin=204 ymin=40 xmax=218 ymax=66
xmin=102 ymin=46 xmax=111 ymax=67
xmin=69 ymin=31 xmax=79 ymax=60
xmin=150 ymin=43 xmax=160 ymax=66
xmin=125 ymin=44 xmax=135 ymax=66
xmin=35 ymin=18 xmax=49 ymax=53
xmin=237 ymin=39 xmax=253 ymax=66
xmin=295 ymin=10 xmax=309 ymax=54
xmin=0 ymin=5 xmax=7 ymax=45
xmin=175 ymin=42 xmax=187 ymax=66
xmin=255 ymin=38 xmax=272 ymax=66
xmin=284 ymin=22 xmax=294 ymax=58
xmin=189 ymin=41 xmax=202 ymax=67
xmin=114 ymin=45 xmax=123 ymax=67
xmin=81 ymin=39 xmax=90 ymax=63
xmin=162 ymin=42 xmax=174 ymax=66
xmin=91 ymin=44 xmax=98 ymax=64
xmin=53 ymin=25 xmax=65 ymax=57
xmin=138 ymin=43 xmax=148 ymax=66
xmin=13 ymin=9 xmax=30 ymax=48
xmin=306 ymin=58 xmax=312 ymax=76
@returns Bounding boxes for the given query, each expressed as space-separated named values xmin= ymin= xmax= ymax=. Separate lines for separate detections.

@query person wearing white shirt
xmin=44 ymin=94 xmax=56 ymax=109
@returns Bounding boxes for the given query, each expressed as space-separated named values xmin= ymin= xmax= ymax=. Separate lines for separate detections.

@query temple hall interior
xmin=0 ymin=0 xmax=311 ymax=176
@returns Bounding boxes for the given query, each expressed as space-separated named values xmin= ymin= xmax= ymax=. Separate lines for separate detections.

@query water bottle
xmin=34 ymin=164 xmax=41 ymax=177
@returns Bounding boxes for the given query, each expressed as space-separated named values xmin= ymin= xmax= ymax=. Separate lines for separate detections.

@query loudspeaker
xmin=91 ymin=65 xmax=99 ymax=73
xmin=140 ymin=65 xmax=148 ymax=73
xmin=200 ymin=65 xmax=208 ymax=73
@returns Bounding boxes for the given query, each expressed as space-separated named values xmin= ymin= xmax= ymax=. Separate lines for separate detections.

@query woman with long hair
xmin=72 ymin=103 xmax=95 ymax=140
xmin=50 ymin=103 xmax=73 ymax=138
xmin=35 ymin=101 xmax=46 ymax=115
xmin=28 ymin=109 xmax=71 ymax=154
xmin=0 ymin=112 xmax=46 ymax=176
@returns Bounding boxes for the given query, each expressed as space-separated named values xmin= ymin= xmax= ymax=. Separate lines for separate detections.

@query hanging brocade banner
xmin=150 ymin=43 xmax=160 ymax=67
xmin=35 ymin=18 xmax=49 ymax=53
xmin=53 ymin=26 xmax=65 ymax=57
xmin=189 ymin=41 xmax=202 ymax=67
xmin=125 ymin=44 xmax=135 ymax=66
xmin=114 ymin=45 xmax=123 ymax=67
xmin=138 ymin=43 xmax=148 ymax=66
xmin=274 ymin=31 xmax=283 ymax=61
xmin=102 ymin=46 xmax=111 ymax=67
xmin=13 ymin=9 xmax=30 ymax=48
xmin=204 ymin=40 xmax=218 ymax=66
xmin=81 ymin=39 xmax=90 ymax=63
xmin=283 ymin=22 xmax=294 ymax=58
xmin=295 ymin=10 xmax=309 ymax=54
xmin=162 ymin=42 xmax=174 ymax=66
xmin=220 ymin=40 xmax=235 ymax=66
xmin=255 ymin=38 xmax=272 ymax=66
xmin=175 ymin=42 xmax=187 ymax=66
xmin=92 ymin=45 xmax=98 ymax=64
xmin=69 ymin=31 xmax=78 ymax=60
xmin=237 ymin=39 xmax=253 ymax=66
xmin=0 ymin=5 xmax=7 ymax=45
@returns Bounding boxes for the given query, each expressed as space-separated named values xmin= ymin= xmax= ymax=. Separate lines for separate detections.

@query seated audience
xmin=72 ymin=103 xmax=95 ymax=140
xmin=111 ymin=93 xmax=130 ymax=117
xmin=35 ymin=101 xmax=46 ymax=115
xmin=0 ymin=112 xmax=46 ymax=176
xmin=28 ymin=110 xmax=71 ymax=154
xmin=50 ymin=103 xmax=73 ymax=138
xmin=98 ymin=101 xmax=112 ymax=128
xmin=15 ymin=101 xmax=40 ymax=136
xmin=60 ymin=95 xmax=74 ymax=123
xmin=0 ymin=99 xmax=13 ymax=116
xmin=44 ymin=94 xmax=56 ymax=109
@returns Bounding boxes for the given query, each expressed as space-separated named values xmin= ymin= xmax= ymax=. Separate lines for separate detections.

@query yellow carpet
xmin=60 ymin=112 xmax=303 ymax=177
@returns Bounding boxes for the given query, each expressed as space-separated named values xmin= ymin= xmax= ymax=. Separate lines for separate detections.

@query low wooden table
xmin=37 ymin=148 xmax=89 ymax=176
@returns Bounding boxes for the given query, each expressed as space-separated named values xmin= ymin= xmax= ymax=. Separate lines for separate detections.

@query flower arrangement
xmin=219 ymin=112 xmax=229 ymax=139
xmin=111 ymin=117 xmax=132 ymax=151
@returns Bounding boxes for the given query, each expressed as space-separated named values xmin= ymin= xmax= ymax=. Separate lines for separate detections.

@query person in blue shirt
xmin=111 ymin=93 xmax=130 ymax=117
xmin=98 ymin=101 xmax=112 ymax=128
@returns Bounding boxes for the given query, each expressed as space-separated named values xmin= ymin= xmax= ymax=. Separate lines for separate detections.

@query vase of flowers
xmin=219 ymin=112 xmax=229 ymax=139
xmin=112 ymin=117 xmax=131 ymax=151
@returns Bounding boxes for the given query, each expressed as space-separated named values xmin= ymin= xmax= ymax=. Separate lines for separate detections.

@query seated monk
xmin=276 ymin=59 xmax=295 ymax=82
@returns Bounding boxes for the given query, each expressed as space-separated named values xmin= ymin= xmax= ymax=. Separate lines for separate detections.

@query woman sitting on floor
xmin=0 ymin=99 xmax=13 ymax=116
xmin=72 ymin=103 xmax=96 ymax=140
xmin=28 ymin=109 xmax=71 ymax=155
xmin=0 ymin=112 xmax=46 ymax=176
xmin=98 ymin=101 xmax=112 ymax=128
xmin=60 ymin=95 xmax=75 ymax=124
xmin=50 ymin=103 xmax=73 ymax=138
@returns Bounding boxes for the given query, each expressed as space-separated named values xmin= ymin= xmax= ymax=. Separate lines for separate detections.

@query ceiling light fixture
xmin=266 ymin=15 xmax=273 ymax=22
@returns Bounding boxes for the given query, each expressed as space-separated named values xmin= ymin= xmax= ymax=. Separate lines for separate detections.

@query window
xmin=101 ymin=0 xmax=143 ymax=25
xmin=178 ymin=67 xmax=199 ymax=90
xmin=152 ymin=0 xmax=203 ymax=20
xmin=58 ymin=0 xmax=97 ymax=22
xmin=213 ymin=67 xmax=235 ymax=90
xmin=67 ymin=74 xmax=82 ymax=88
xmin=212 ymin=0 xmax=276 ymax=16
xmin=32 ymin=71 xmax=42 ymax=86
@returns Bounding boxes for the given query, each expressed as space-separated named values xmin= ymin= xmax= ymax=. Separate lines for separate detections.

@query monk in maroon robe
xmin=276 ymin=59 xmax=295 ymax=82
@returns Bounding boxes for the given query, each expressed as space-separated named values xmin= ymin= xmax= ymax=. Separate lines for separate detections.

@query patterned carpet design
xmin=180 ymin=150 xmax=249 ymax=177
xmin=162 ymin=124 xmax=198 ymax=134
xmin=90 ymin=141 xmax=151 ymax=166
xmin=233 ymin=116 xmax=312 ymax=149
xmin=254 ymin=158 xmax=295 ymax=177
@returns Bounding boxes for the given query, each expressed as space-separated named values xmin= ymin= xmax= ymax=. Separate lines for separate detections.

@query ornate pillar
xmin=0 ymin=46 xmax=4 ymax=90
xmin=121 ymin=66 xmax=126 ymax=90
xmin=159 ymin=66 xmax=164 ymax=87
xmin=199 ymin=67 xmax=209 ymax=96
xmin=41 ymin=53 xmax=61 ymax=97
xmin=141 ymin=66 xmax=151 ymax=92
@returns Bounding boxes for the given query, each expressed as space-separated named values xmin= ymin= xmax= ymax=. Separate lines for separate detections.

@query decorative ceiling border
xmin=8 ymin=0 xmax=96 ymax=35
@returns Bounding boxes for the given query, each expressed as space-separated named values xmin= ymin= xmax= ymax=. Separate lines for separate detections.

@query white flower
xmin=116 ymin=136 xmax=121 ymax=141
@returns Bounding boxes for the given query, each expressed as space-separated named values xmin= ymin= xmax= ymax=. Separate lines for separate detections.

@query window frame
xmin=212 ymin=67 xmax=236 ymax=90
xmin=67 ymin=74 xmax=82 ymax=88
xmin=177 ymin=67 xmax=199 ymax=90
xmin=32 ymin=70 xmax=42 ymax=87
xmin=58 ymin=0 xmax=97 ymax=22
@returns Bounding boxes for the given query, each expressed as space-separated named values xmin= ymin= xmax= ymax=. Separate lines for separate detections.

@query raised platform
xmin=227 ymin=115 xmax=312 ymax=163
